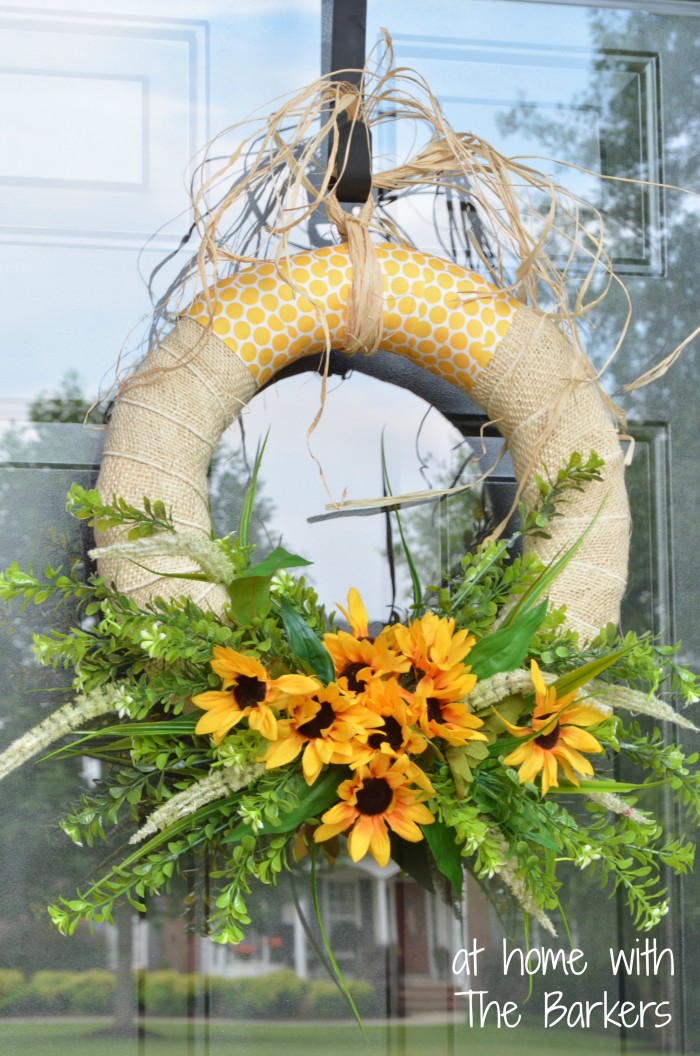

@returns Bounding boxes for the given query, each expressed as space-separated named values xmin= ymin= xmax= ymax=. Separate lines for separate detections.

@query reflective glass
xmin=1 ymin=1 xmax=698 ymax=1053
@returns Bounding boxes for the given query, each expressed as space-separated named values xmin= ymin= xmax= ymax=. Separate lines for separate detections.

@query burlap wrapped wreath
xmin=96 ymin=236 xmax=629 ymax=639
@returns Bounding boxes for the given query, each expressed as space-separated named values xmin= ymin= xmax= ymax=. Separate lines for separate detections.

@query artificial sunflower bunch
xmin=0 ymin=459 xmax=697 ymax=956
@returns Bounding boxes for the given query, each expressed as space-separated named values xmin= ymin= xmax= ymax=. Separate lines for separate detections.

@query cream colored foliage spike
xmin=96 ymin=241 xmax=629 ymax=637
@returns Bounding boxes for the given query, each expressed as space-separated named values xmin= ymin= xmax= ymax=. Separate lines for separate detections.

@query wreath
xmin=0 ymin=49 xmax=697 ymax=1021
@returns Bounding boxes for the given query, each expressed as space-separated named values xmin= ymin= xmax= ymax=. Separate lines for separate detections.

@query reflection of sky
xmin=0 ymin=0 xmax=321 ymax=406
xmin=1 ymin=0 xmax=601 ymax=407
xmin=221 ymin=371 xmax=479 ymax=621
xmin=0 ymin=0 xmax=669 ymax=407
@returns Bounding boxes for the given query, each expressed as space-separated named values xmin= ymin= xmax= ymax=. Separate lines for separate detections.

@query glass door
xmin=1 ymin=2 xmax=698 ymax=1054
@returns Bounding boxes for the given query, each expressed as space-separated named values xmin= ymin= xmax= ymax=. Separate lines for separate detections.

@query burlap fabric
xmin=96 ymin=316 xmax=256 ymax=613
xmin=473 ymin=306 xmax=630 ymax=638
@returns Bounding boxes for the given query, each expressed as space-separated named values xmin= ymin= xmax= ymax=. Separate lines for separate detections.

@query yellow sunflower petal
xmin=555 ymin=743 xmax=596 ymax=778
xmin=347 ymin=815 xmax=374 ymax=862
xmin=301 ymin=743 xmax=324 ymax=784
xmin=560 ymin=726 xmax=604 ymax=754
xmin=562 ymin=703 xmax=607 ymax=728
xmin=337 ymin=588 xmax=369 ymax=638
xmin=502 ymin=742 xmax=532 ymax=767
xmin=314 ymin=814 xmax=353 ymax=843
xmin=195 ymin=708 xmax=243 ymax=737
xmin=540 ymin=752 xmax=559 ymax=796
xmin=191 ymin=690 xmax=232 ymax=711
xmin=270 ymin=674 xmax=320 ymax=697
xmin=529 ymin=659 xmax=549 ymax=702
xmin=264 ymin=731 xmax=303 ymax=769
xmin=515 ymin=746 xmax=545 ymax=786
xmin=211 ymin=649 xmax=265 ymax=683
xmin=492 ymin=707 xmax=531 ymax=738
xmin=368 ymin=818 xmax=392 ymax=867
xmin=248 ymin=706 xmax=277 ymax=741
xmin=386 ymin=808 xmax=432 ymax=842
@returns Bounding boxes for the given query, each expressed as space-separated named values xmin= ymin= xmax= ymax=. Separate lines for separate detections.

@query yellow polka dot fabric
xmin=184 ymin=243 xmax=519 ymax=392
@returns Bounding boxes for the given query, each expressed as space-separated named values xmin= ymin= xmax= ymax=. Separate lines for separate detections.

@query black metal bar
xmin=321 ymin=0 xmax=367 ymax=85
xmin=321 ymin=0 xmax=372 ymax=205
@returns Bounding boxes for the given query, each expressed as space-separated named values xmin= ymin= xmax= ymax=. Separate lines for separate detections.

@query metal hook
xmin=321 ymin=0 xmax=372 ymax=206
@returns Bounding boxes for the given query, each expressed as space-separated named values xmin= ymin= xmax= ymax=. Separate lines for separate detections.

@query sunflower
xmin=263 ymin=682 xmax=380 ymax=784
xmin=314 ymin=754 xmax=435 ymax=867
xmin=192 ymin=645 xmax=319 ymax=744
xmin=323 ymin=589 xmax=409 ymax=692
xmin=391 ymin=612 xmax=476 ymax=677
xmin=355 ymin=677 xmax=427 ymax=762
xmin=498 ymin=660 xmax=605 ymax=795
xmin=413 ymin=673 xmax=487 ymax=746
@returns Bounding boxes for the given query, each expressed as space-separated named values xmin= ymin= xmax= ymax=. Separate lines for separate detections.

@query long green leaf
xmin=422 ymin=819 xmax=464 ymax=894
xmin=553 ymin=648 xmax=629 ymax=698
xmin=502 ymin=505 xmax=604 ymax=629
xmin=238 ymin=431 xmax=269 ymax=551
xmin=224 ymin=767 xmax=345 ymax=844
xmin=310 ymin=845 xmax=367 ymax=1038
xmin=558 ymin=778 xmax=662 ymax=794
xmin=469 ymin=601 xmax=548 ymax=680
xmin=381 ymin=438 xmax=422 ymax=610
xmin=280 ymin=597 xmax=336 ymax=683
xmin=237 ymin=546 xmax=311 ymax=580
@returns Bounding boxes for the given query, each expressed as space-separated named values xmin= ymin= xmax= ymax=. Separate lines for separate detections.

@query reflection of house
xmin=111 ymin=853 xmax=477 ymax=1012
xmin=196 ymin=857 xmax=463 ymax=985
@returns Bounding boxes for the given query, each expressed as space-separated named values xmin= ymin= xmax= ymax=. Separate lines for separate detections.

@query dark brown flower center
xmin=367 ymin=715 xmax=403 ymax=751
xmin=426 ymin=697 xmax=445 ymax=724
xmin=341 ymin=662 xmax=367 ymax=693
xmin=233 ymin=675 xmax=267 ymax=710
xmin=535 ymin=722 xmax=561 ymax=751
xmin=297 ymin=700 xmax=335 ymax=740
xmin=356 ymin=776 xmax=393 ymax=816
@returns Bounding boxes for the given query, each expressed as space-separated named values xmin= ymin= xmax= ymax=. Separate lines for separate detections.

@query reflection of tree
xmin=495 ymin=8 xmax=700 ymax=635
xmin=209 ymin=435 xmax=277 ymax=554
xmin=495 ymin=10 xmax=699 ymax=1047
xmin=496 ymin=9 xmax=700 ymax=416
xmin=0 ymin=376 xmax=108 ymax=975
xmin=387 ymin=455 xmax=484 ymax=605
xmin=0 ymin=373 xmax=279 ymax=1003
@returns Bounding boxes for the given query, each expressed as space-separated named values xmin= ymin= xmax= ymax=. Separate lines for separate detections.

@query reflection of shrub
xmin=63 ymin=969 xmax=115 ymax=1014
xmin=0 ymin=969 xmax=25 ymax=1012
xmin=137 ymin=969 xmax=194 ymax=1016
xmin=25 ymin=971 xmax=76 ymax=1013
xmin=213 ymin=970 xmax=306 ymax=1019
xmin=12 ymin=969 xmax=116 ymax=1015
xmin=0 ymin=968 xmax=377 ymax=1019
xmin=304 ymin=980 xmax=375 ymax=1019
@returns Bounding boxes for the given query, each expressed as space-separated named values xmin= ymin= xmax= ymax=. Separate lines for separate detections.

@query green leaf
xmin=422 ymin=818 xmax=464 ymax=894
xmin=228 ymin=576 xmax=272 ymax=626
xmin=280 ymin=597 xmax=336 ymax=683
xmin=382 ymin=437 xmax=422 ymax=610
xmin=553 ymin=648 xmax=629 ymax=698
xmin=238 ymin=546 xmax=311 ymax=580
xmin=310 ymin=845 xmax=367 ymax=1038
xmin=225 ymin=767 xmax=345 ymax=844
xmin=238 ymin=432 xmax=269 ymax=551
xmin=502 ymin=505 xmax=603 ymax=628
xmin=445 ymin=743 xmax=489 ymax=798
xmin=469 ymin=601 xmax=547 ymax=679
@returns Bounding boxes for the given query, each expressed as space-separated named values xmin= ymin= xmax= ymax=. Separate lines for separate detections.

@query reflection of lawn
xmin=0 ymin=1019 xmax=685 ymax=1056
